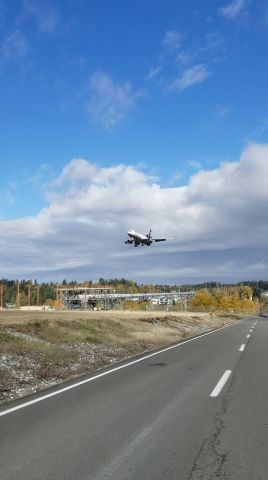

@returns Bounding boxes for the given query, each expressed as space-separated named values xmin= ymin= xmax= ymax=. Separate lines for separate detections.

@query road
xmin=1 ymin=316 xmax=268 ymax=479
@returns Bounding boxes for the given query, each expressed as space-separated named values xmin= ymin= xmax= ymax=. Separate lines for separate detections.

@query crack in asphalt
xmin=187 ymin=328 xmax=252 ymax=480
xmin=187 ymin=397 xmax=229 ymax=479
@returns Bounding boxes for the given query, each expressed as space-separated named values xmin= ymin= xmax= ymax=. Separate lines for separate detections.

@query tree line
xmin=189 ymin=285 xmax=258 ymax=313
xmin=0 ymin=278 xmax=267 ymax=307
xmin=0 ymin=280 xmax=56 ymax=307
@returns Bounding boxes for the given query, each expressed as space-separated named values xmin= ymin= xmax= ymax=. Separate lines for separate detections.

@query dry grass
xmin=0 ymin=309 xmax=221 ymax=325
xmin=0 ymin=309 xmax=241 ymax=404
xmin=0 ymin=310 xmax=241 ymax=351
xmin=0 ymin=325 xmax=79 ymax=383
xmin=0 ymin=309 xmax=239 ymax=351
xmin=0 ymin=368 xmax=10 ymax=392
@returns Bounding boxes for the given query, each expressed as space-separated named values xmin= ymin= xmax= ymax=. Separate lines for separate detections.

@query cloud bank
xmin=1 ymin=143 xmax=268 ymax=282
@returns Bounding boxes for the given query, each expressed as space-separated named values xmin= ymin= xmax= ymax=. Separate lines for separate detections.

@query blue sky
xmin=1 ymin=0 xmax=268 ymax=282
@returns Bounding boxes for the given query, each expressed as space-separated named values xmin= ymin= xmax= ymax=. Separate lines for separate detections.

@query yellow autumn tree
xmin=190 ymin=289 xmax=216 ymax=311
xmin=190 ymin=286 xmax=258 ymax=313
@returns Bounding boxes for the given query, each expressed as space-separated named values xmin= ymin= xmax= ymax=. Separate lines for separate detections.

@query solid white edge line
xmin=239 ymin=344 xmax=245 ymax=352
xmin=210 ymin=370 xmax=232 ymax=397
xmin=0 ymin=321 xmax=239 ymax=417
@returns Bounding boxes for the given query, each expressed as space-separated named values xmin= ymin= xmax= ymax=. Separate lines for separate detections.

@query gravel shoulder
xmin=0 ymin=310 xmax=240 ymax=405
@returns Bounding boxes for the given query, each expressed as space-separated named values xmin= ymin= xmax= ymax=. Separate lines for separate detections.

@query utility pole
xmin=0 ymin=284 xmax=3 ymax=308
xmin=56 ymin=284 xmax=60 ymax=307
xmin=84 ymin=287 xmax=87 ymax=309
xmin=28 ymin=282 xmax=31 ymax=306
xmin=36 ymin=285 xmax=40 ymax=306
xmin=17 ymin=281 xmax=20 ymax=308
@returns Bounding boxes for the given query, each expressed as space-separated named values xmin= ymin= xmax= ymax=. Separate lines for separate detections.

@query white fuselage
xmin=125 ymin=228 xmax=166 ymax=247
xmin=127 ymin=229 xmax=148 ymax=241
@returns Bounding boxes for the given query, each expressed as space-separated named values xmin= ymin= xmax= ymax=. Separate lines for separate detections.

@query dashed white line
xmin=210 ymin=370 xmax=232 ymax=397
xmin=239 ymin=344 xmax=246 ymax=352
xmin=246 ymin=335 xmax=250 ymax=338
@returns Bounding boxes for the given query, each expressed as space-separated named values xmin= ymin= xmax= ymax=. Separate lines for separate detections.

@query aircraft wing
xmin=153 ymin=235 xmax=177 ymax=243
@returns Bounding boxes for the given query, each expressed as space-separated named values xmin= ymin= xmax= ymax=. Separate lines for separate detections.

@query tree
xmin=190 ymin=289 xmax=216 ymax=310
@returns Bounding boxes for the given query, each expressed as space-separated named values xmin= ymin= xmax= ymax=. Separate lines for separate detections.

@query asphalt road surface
xmin=1 ymin=316 xmax=268 ymax=479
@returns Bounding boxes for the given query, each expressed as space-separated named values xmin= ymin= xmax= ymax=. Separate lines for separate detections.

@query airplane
xmin=125 ymin=229 xmax=168 ymax=247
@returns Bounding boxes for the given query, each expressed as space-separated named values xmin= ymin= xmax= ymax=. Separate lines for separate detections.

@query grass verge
xmin=0 ymin=310 xmax=240 ymax=405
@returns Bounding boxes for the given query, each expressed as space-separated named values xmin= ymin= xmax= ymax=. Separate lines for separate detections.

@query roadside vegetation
xmin=260 ymin=295 xmax=268 ymax=315
xmin=0 ymin=310 xmax=238 ymax=405
xmin=189 ymin=286 xmax=259 ymax=314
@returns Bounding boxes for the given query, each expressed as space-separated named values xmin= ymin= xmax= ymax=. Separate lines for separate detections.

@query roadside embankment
xmin=0 ymin=310 xmax=240 ymax=405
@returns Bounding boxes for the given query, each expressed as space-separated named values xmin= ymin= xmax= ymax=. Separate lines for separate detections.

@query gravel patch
xmin=0 ymin=312 xmax=238 ymax=406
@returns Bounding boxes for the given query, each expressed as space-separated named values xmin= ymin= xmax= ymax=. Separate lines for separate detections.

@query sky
xmin=0 ymin=0 xmax=268 ymax=284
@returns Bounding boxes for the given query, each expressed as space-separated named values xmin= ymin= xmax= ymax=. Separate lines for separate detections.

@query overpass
xmin=57 ymin=286 xmax=195 ymax=311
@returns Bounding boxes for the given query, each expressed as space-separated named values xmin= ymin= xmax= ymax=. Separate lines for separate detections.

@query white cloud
xmin=169 ymin=64 xmax=211 ymax=91
xmin=170 ymin=171 xmax=183 ymax=184
xmin=215 ymin=104 xmax=232 ymax=118
xmin=188 ymin=160 xmax=202 ymax=170
xmin=2 ymin=189 xmax=16 ymax=207
xmin=52 ymin=159 xmax=96 ymax=187
xmin=176 ymin=49 xmax=195 ymax=65
xmin=1 ymin=144 xmax=268 ymax=282
xmin=162 ymin=30 xmax=181 ymax=51
xmin=0 ymin=30 xmax=29 ymax=66
xmin=146 ymin=66 xmax=161 ymax=80
xmin=176 ymin=33 xmax=224 ymax=66
xmin=246 ymin=118 xmax=268 ymax=141
xmin=86 ymin=72 xmax=146 ymax=130
xmin=23 ymin=0 xmax=59 ymax=33
xmin=148 ymin=30 xmax=223 ymax=95
xmin=219 ymin=0 xmax=247 ymax=19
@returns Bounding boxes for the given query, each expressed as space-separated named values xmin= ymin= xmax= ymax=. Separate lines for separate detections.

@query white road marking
xmin=0 ymin=322 xmax=238 ymax=417
xmin=247 ymin=335 xmax=250 ymax=338
xmin=239 ymin=344 xmax=245 ymax=352
xmin=210 ymin=370 xmax=232 ymax=397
